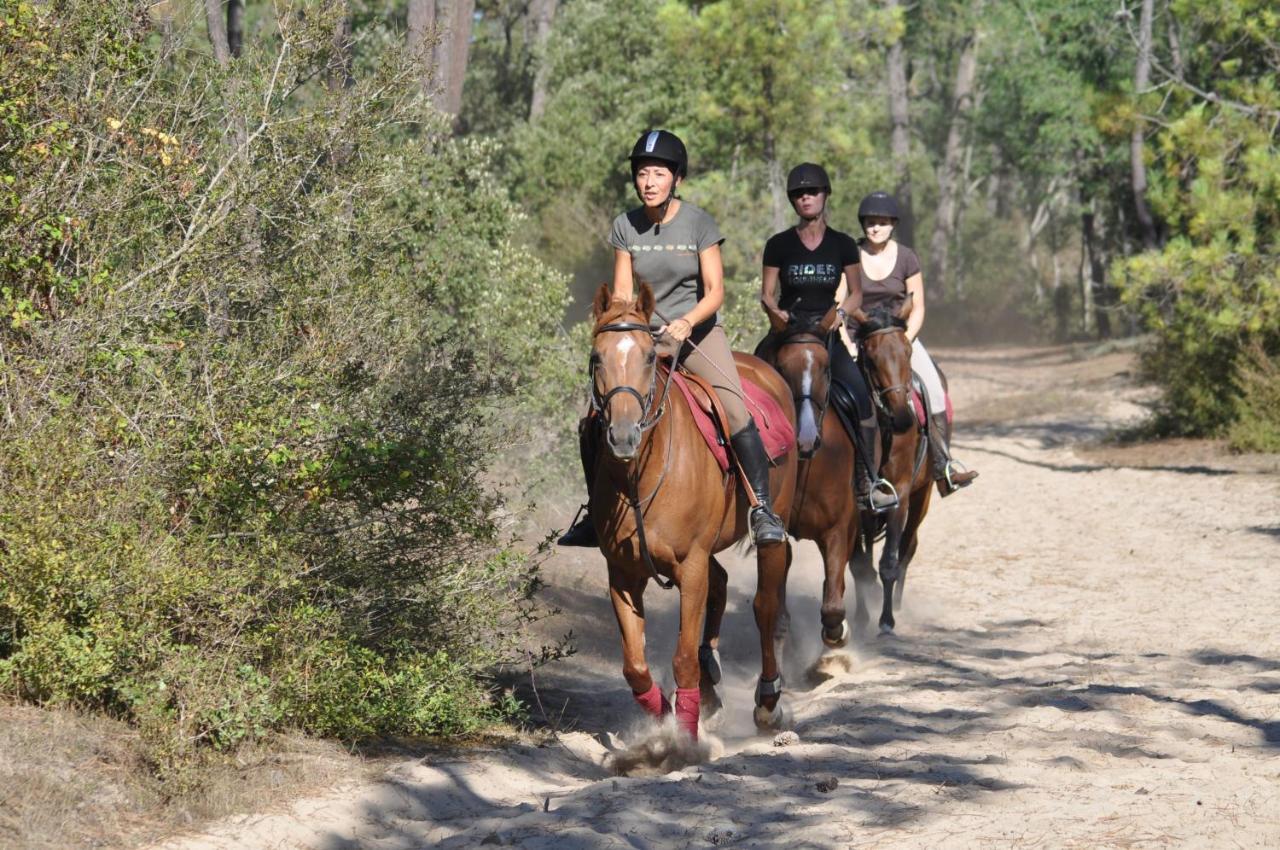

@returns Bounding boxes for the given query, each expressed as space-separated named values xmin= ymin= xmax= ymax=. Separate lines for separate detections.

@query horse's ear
xmin=592 ymin=284 xmax=612 ymax=320
xmin=637 ymin=283 xmax=656 ymax=321
xmin=896 ymin=293 xmax=914 ymax=322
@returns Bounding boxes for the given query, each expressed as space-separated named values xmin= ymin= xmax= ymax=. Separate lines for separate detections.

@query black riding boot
xmin=928 ymin=413 xmax=978 ymax=497
xmin=557 ymin=418 xmax=600 ymax=547
xmin=854 ymin=416 xmax=898 ymax=513
xmin=729 ymin=421 xmax=787 ymax=544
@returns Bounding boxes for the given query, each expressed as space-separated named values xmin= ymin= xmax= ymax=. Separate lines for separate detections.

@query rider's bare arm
xmin=904 ymin=272 xmax=925 ymax=341
xmin=612 ymin=248 xmax=634 ymax=302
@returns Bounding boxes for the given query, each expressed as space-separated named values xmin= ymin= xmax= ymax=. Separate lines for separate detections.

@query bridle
xmin=588 ymin=317 xmax=680 ymax=590
xmin=857 ymin=325 xmax=912 ymax=416
xmin=589 ymin=321 xmax=673 ymax=430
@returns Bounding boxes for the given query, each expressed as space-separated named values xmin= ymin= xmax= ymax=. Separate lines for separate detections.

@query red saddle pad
xmin=670 ymin=372 xmax=794 ymax=473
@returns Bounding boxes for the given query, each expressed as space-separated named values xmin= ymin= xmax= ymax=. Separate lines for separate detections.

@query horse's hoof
xmin=822 ymin=619 xmax=850 ymax=649
xmin=878 ymin=623 xmax=896 ymax=637
xmin=753 ymin=700 xmax=790 ymax=730
xmin=698 ymin=645 xmax=722 ymax=685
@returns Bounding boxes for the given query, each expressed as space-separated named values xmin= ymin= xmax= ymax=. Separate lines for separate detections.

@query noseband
xmin=590 ymin=321 xmax=669 ymax=430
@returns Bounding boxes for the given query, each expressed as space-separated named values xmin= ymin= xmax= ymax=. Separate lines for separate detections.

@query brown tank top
xmin=857 ymin=241 xmax=921 ymax=312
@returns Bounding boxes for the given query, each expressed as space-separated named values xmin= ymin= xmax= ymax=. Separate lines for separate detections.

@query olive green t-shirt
xmin=609 ymin=201 xmax=725 ymax=331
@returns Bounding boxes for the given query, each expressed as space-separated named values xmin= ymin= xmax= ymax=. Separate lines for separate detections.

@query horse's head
xmin=851 ymin=295 xmax=915 ymax=434
xmin=590 ymin=282 xmax=658 ymax=461
xmin=772 ymin=310 xmax=836 ymax=458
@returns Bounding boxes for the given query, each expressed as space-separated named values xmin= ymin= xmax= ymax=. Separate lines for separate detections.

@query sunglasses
xmin=788 ymin=187 xmax=823 ymax=199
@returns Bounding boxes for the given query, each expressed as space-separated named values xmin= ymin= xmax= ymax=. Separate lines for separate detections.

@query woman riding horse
xmin=559 ymin=130 xmax=786 ymax=545
xmin=855 ymin=191 xmax=978 ymax=496
xmin=758 ymin=163 xmax=898 ymax=513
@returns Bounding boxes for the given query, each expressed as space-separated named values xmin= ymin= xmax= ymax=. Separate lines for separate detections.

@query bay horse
xmin=758 ymin=309 xmax=860 ymax=651
xmin=848 ymin=296 xmax=933 ymax=634
xmin=586 ymin=283 xmax=798 ymax=740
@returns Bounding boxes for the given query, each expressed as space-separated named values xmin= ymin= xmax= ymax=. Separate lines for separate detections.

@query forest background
xmin=1 ymin=0 xmax=1276 ymax=790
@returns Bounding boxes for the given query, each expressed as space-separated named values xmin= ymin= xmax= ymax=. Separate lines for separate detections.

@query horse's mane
xmin=856 ymin=304 xmax=907 ymax=337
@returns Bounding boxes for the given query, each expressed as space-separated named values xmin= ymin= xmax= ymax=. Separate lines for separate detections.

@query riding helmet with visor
xmin=857 ymin=191 xmax=901 ymax=223
xmin=786 ymin=162 xmax=831 ymax=196
xmin=629 ymin=129 xmax=688 ymax=179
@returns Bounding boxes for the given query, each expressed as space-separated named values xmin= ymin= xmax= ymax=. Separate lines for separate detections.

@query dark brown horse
xmin=586 ymin=284 xmax=798 ymax=739
xmin=760 ymin=310 xmax=861 ymax=650
xmin=849 ymin=296 xmax=933 ymax=634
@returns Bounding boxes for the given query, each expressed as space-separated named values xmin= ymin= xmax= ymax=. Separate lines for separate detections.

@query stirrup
xmin=944 ymin=461 xmax=976 ymax=489
xmin=862 ymin=478 xmax=899 ymax=514
xmin=556 ymin=504 xmax=597 ymax=547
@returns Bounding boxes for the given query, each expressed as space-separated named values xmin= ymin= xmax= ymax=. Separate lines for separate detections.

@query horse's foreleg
xmin=699 ymin=556 xmax=728 ymax=718
xmin=607 ymin=561 xmax=666 ymax=719
xmin=672 ymin=553 xmax=709 ymax=740
xmin=878 ymin=502 xmax=909 ymax=635
xmin=752 ymin=540 xmax=790 ymax=730
xmin=850 ymin=532 xmax=875 ymax=636
xmin=819 ymin=522 xmax=855 ymax=648
xmin=895 ymin=484 xmax=932 ymax=610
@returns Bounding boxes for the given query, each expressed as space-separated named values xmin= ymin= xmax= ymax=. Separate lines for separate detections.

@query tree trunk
xmin=1080 ymin=199 xmax=1111 ymax=338
xmin=203 ymin=0 xmax=241 ymax=337
xmin=927 ymin=28 xmax=980 ymax=303
xmin=204 ymin=0 xmax=233 ymax=65
xmin=886 ymin=0 xmax=915 ymax=247
xmin=442 ymin=0 xmax=475 ymax=117
xmin=407 ymin=0 xmax=438 ymax=97
xmin=327 ymin=1 xmax=354 ymax=94
xmin=762 ymin=65 xmax=787 ymax=233
xmin=1130 ymin=0 xmax=1159 ymax=250
xmin=226 ymin=0 xmax=244 ymax=58
xmin=527 ymin=0 xmax=558 ymax=120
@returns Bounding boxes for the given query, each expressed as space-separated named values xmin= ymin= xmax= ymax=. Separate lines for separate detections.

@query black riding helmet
xmin=787 ymin=162 xmax=831 ymax=195
xmin=629 ymin=129 xmax=688 ymax=179
xmin=858 ymin=191 xmax=901 ymax=222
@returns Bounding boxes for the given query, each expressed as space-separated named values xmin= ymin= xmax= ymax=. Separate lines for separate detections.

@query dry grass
xmin=0 ymin=699 xmax=372 ymax=850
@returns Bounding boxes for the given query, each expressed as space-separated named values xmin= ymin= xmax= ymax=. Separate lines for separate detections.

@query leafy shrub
xmin=0 ymin=0 xmax=571 ymax=782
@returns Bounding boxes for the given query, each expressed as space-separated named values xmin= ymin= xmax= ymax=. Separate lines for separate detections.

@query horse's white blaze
xmin=797 ymin=349 xmax=819 ymax=447
xmin=616 ymin=334 xmax=637 ymax=370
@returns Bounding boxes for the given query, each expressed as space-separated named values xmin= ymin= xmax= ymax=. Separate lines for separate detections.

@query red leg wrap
xmin=633 ymin=682 xmax=669 ymax=718
xmin=674 ymin=687 xmax=701 ymax=740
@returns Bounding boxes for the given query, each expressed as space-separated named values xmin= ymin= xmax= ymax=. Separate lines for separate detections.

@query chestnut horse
xmin=586 ymin=284 xmax=798 ymax=739
xmin=848 ymin=296 xmax=933 ymax=634
xmin=759 ymin=310 xmax=860 ymax=650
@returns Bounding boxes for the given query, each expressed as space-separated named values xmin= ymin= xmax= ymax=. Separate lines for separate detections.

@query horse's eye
xmin=645 ymin=350 xmax=656 ymax=364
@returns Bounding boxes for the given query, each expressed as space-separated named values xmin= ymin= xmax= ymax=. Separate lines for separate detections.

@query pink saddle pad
xmin=671 ymin=372 xmax=794 ymax=473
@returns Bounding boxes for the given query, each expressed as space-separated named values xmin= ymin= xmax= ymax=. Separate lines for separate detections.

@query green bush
xmin=1113 ymin=2 xmax=1279 ymax=443
xmin=0 ymin=0 xmax=571 ymax=781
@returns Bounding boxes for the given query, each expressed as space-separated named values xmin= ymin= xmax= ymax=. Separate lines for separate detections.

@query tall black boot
xmin=928 ymin=413 xmax=978 ymax=497
xmin=729 ymin=421 xmax=787 ymax=544
xmin=557 ymin=417 xmax=600 ymax=547
xmin=854 ymin=416 xmax=898 ymax=513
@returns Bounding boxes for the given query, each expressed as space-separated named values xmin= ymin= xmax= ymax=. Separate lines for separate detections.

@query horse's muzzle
xmin=607 ymin=421 xmax=641 ymax=460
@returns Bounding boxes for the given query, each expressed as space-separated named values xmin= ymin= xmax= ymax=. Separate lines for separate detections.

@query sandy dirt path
xmin=156 ymin=345 xmax=1280 ymax=849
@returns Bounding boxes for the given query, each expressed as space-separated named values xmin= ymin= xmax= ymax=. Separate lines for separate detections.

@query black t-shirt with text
xmin=762 ymin=227 xmax=860 ymax=316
